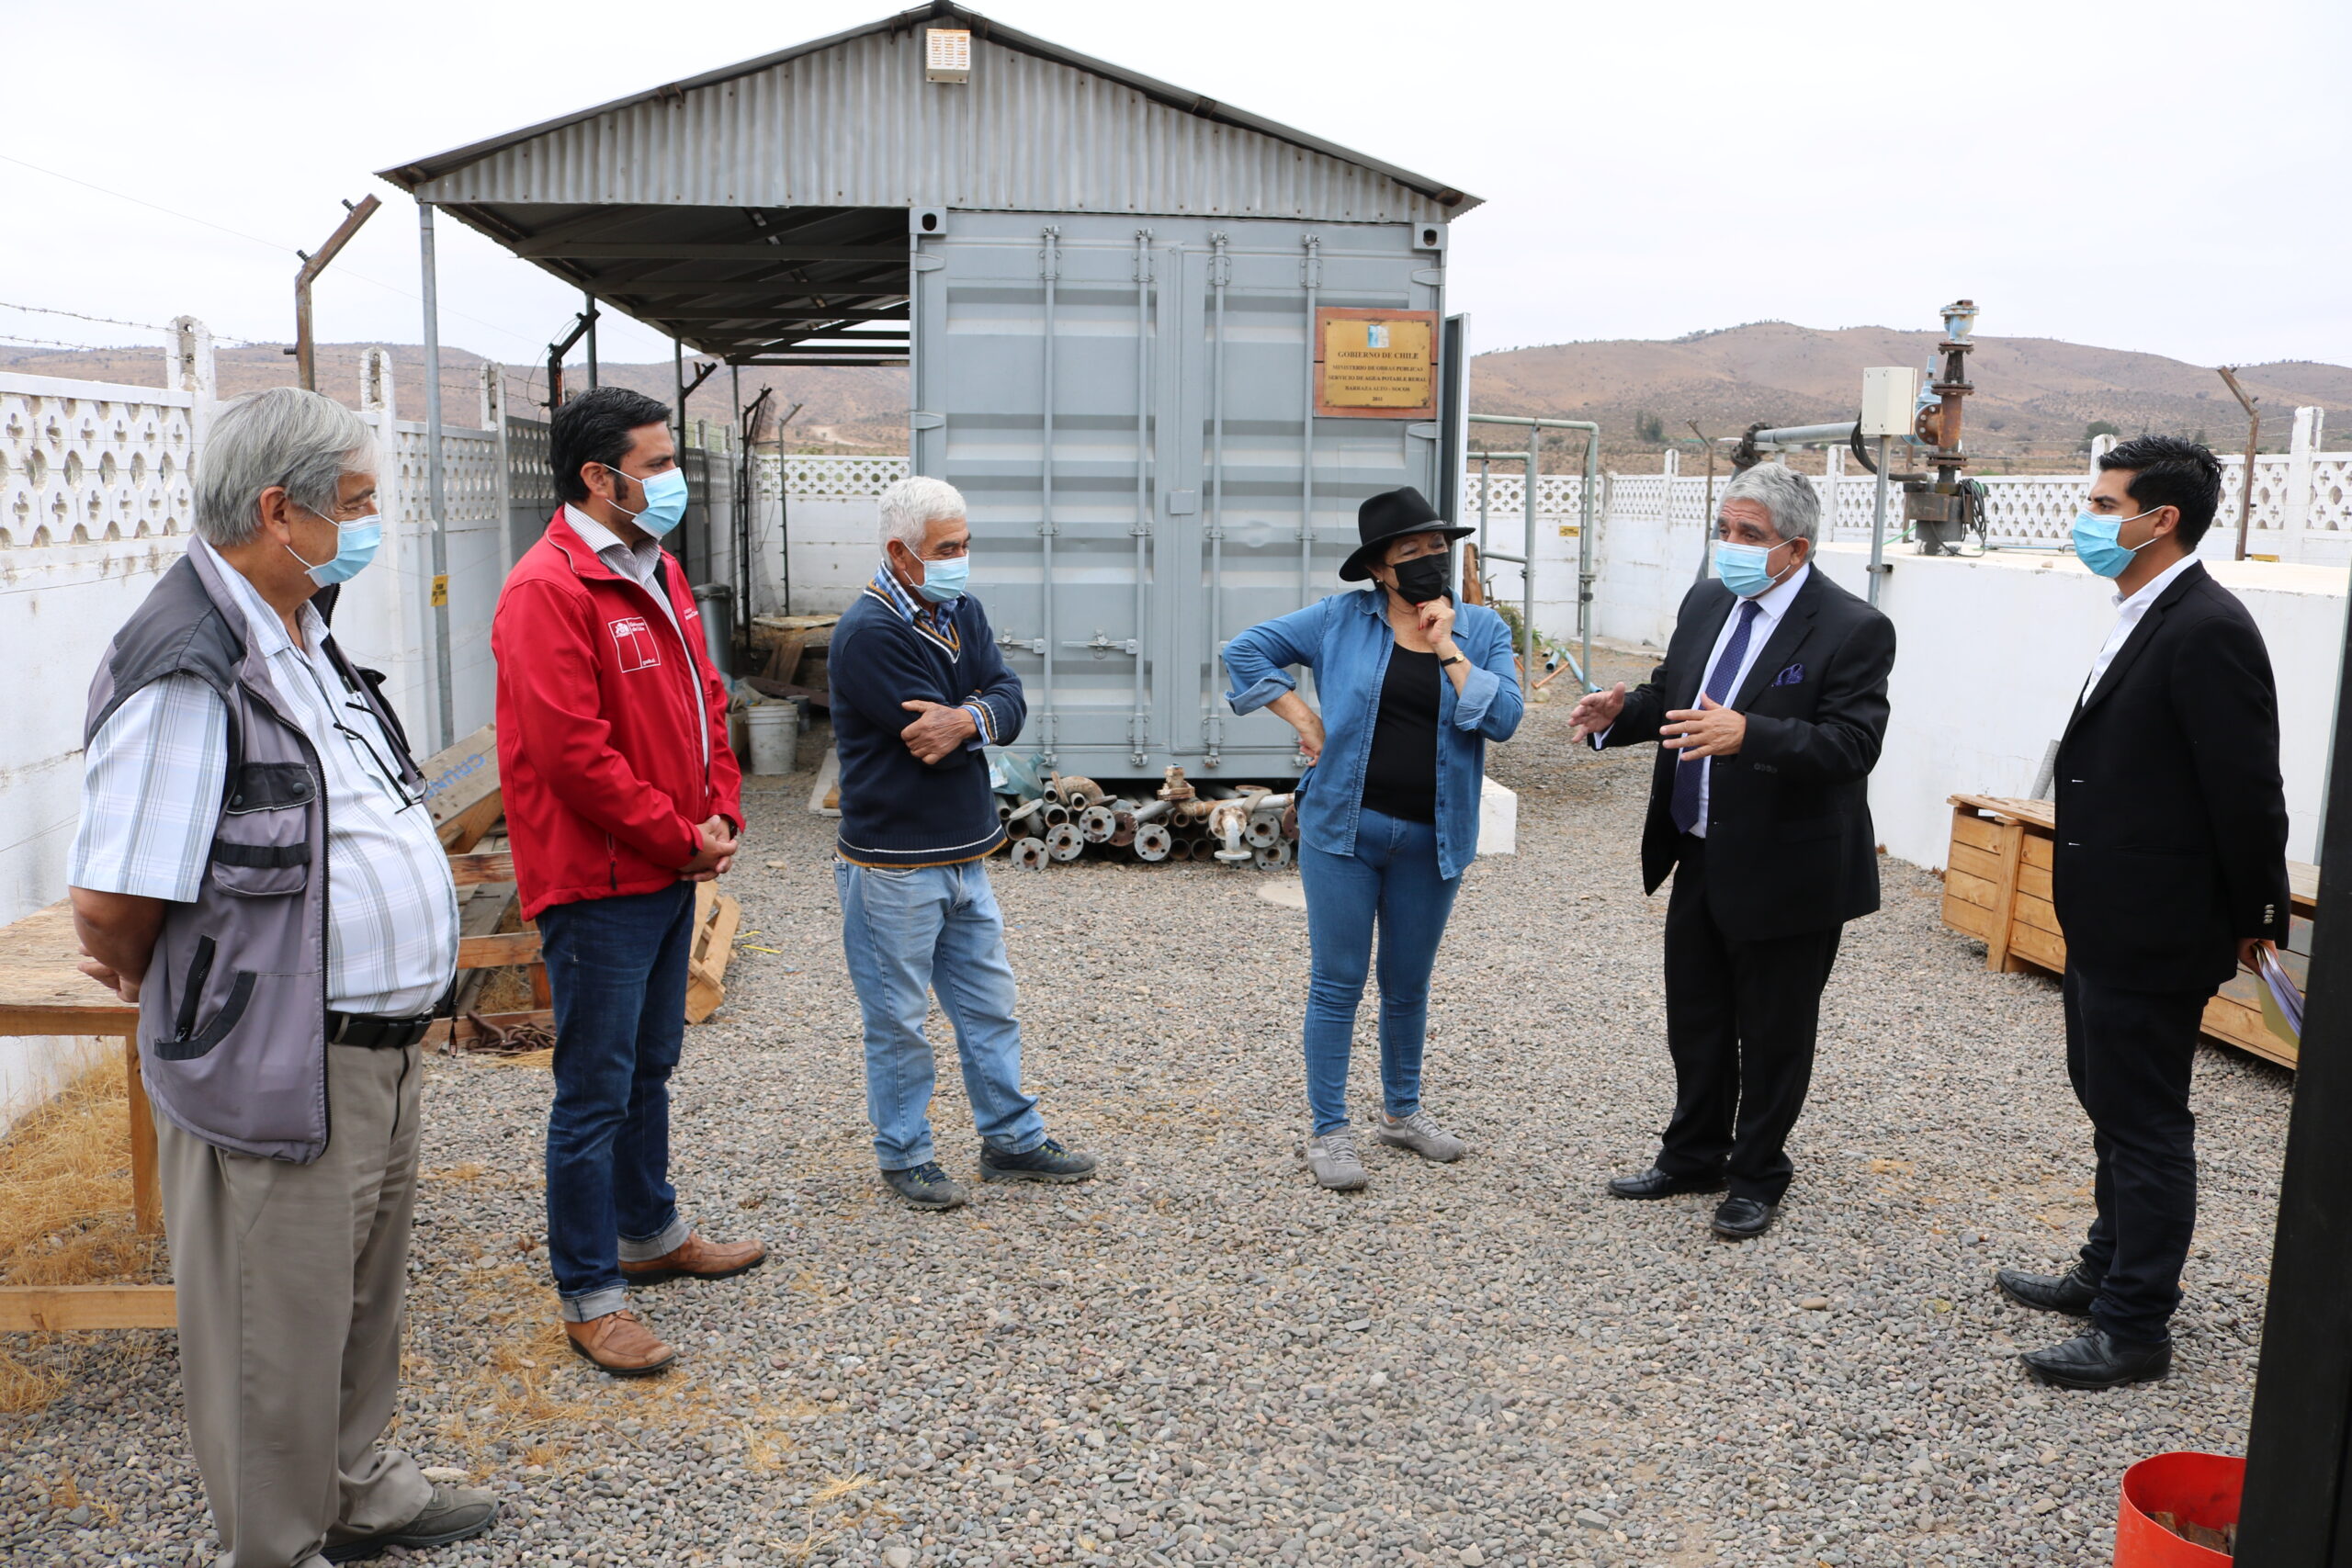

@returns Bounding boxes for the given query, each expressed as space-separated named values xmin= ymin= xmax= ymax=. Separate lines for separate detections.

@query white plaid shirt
xmin=68 ymin=538 xmax=459 ymax=1015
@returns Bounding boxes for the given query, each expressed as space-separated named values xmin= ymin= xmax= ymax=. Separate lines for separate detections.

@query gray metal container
xmin=910 ymin=209 xmax=1453 ymax=783
xmin=691 ymin=582 xmax=734 ymax=678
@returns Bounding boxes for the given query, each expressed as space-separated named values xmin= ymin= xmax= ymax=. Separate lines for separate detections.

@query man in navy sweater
xmin=831 ymin=476 xmax=1099 ymax=1208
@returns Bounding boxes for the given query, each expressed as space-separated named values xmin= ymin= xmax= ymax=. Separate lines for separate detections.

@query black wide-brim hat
xmin=1339 ymin=486 xmax=1474 ymax=581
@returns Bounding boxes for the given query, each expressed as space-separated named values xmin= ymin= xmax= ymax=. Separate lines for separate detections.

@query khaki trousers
xmin=153 ymin=1042 xmax=433 ymax=1568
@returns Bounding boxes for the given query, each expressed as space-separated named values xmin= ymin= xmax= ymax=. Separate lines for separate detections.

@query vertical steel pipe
xmin=584 ymin=289 xmax=599 ymax=388
xmin=1132 ymin=230 xmax=1152 ymax=765
xmin=417 ymin=200 xmax=455 ymax=750
xmin=1579 ymin=425 xmax=1598 ymax=691
xmin=1205 ymin=232 xmax=1230 ymax=764
xmin=1039 ymin=226 xmax=1061 ymax=764
xmin=1298 ymin=233 xmax=1321 ymax=608
xmin=1868 ymin=434 xmax=1893 ymax=606
xmin=1523 ymin=424 xmax=1539 ymax=690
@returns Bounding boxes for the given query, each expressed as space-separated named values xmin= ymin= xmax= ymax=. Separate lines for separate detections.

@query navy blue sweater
xmin=830 ymin=581 xmax=1025 ymax=867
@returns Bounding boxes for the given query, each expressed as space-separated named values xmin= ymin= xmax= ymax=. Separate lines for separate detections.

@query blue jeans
xmin=835 ymin=858 xmax=1046 ymax=1169
xmin=537 ymin=882 xmax=696 ymax=1322
xmin=1297 ymin=807 xmax=1464 ymax=1135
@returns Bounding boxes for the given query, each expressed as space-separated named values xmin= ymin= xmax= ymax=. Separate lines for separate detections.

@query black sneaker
xmin=978 ymin=1137 xmax=1099 ymax=1184
xmin=323 ymin=1483 xmax=499 ymax=1562
xmin=881 ymin=1161 xmax=968 ymax=1209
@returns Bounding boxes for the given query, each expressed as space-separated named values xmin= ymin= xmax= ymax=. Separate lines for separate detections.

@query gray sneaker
xmin=1306 ymin=1127 xmax=1369 ymax=1190
xmin=1376 ymin=1109 xmax=1465 ymax=1163
xmin=324 ymin=1483 xmax=499 ymax=1562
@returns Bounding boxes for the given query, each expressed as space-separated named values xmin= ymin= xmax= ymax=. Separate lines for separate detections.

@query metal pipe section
xmin=1205 ymin=232 xmax=1230 ymax=765
xmin=1011 ymin=837 xmax=1048 ymax=871
xmin=1747 ymin=421 xmax=1860 ymax=448
xmin=1867 ymin=434 xmax=1893 ymax=606
xmin=583 ymin=290 xmax=600 ymax=388
xmin=1298 ymin=233 xmax=1321 ymax=608
xmin=1131 ymin=230 xmax=1153 ymax=765
xmin=1465 ymin=414 xmax=1601 ymax=693
xmin=1039 ymin=226 xmax=1062 ymax=765
xmin=416 ymin=201 xmax=456 ymax=750
xmin=294 ymin=196 xmax=379 ymax=392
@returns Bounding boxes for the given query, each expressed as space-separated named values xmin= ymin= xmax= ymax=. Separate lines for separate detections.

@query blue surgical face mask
xmin=2071 ymin=507 xmax=2160 ymax=579
xmin=288 ymin=506 xmax=383 ymax=587
xmin=915 ymin=553 xmax=970 ymax=604
xmin=1713 ymin=536 xmax=1792 ymax=599
xmin=603 ymin=463 xmax=690 ymax=538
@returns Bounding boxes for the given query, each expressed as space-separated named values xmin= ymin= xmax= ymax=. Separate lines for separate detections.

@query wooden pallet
xmin=684 ymin=882 xmax=742 ymax=1024
xmin=1942 ymin=794 xmax=2316 ymax=1069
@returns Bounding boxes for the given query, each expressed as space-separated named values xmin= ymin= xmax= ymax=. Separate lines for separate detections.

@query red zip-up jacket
xmin=492 ymin=513 xmax=744 ymax=920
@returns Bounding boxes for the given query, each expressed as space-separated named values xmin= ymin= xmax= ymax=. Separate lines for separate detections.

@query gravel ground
xmin=3 ymin=642 xmax=2293 ymax=1568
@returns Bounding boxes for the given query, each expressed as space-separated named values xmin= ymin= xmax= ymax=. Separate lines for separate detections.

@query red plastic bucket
xmin=2115 ymin=1451 xmax=2243 ymax=1565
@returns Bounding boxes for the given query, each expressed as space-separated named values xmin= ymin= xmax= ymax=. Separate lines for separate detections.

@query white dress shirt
xmin=1593 ymin=562 xmax=1811 ymax=839
xmin=564 ymin=503 xmax=708 ymax=770
xmin=2081 ymin=554 xmax=2199 ymax=704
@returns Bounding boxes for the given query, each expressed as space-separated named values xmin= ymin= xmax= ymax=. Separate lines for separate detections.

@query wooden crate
xmin=1942 ymin=794 xmax=2316 ymax=1069
xmin=684 ymin=881 xmax=742 ymax=1025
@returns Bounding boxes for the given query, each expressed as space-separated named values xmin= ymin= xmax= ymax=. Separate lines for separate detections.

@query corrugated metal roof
xmin=377 ymin=2 xmax=1477 ymax=223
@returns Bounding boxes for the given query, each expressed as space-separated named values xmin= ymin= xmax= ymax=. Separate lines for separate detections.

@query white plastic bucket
xmin=744 ymin=702 xmax=799 ymax=776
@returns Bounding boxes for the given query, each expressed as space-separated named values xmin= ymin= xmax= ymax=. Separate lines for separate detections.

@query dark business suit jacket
xmin=1599 ymin=569 xmax=1897 ymax=942
xmin=2052 ymin=560 xmax=2290 ymax=993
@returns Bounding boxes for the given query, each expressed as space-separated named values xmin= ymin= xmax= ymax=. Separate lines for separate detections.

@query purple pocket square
xmin=1770 ymin=662 xmax=1804 ymax=687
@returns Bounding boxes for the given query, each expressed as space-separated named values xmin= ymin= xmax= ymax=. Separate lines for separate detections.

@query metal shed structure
xmin=379 ymin=0 xmax=1482 ymax=780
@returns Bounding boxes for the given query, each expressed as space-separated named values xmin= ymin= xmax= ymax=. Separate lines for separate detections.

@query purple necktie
xmin=1671 ymin=598 xmax=1761 ymax=835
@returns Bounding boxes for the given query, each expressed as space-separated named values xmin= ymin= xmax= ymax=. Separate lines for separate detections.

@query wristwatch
xmin=1439 ymin=654 xmax=1465 ymax=669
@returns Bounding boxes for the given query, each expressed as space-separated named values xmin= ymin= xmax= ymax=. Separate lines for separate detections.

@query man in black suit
xmin=1996 ymin=435 xmax=2289 ymax=1390
xmin=1572 ymin=462 xmax=1896 ymax=1241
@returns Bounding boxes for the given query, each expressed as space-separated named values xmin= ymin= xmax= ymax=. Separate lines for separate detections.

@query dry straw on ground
xmin=0 ymin=1052 xmax=162 ymax=1415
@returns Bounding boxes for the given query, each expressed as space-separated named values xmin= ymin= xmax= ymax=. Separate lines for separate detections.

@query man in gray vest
xmin=68 ymin=388 xmax=496 ymax=1566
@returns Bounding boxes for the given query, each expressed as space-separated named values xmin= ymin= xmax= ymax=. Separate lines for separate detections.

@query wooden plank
xmin=435 ymin=790 xmax=503 ymax=853
xmin=0 ymin=1285 xmax=176 ymax=1332
xmin=762 ymin=630 xmax=809 ymax=686
xmin=417 ymin=724 xmax=500 ymax=830
xmin=447 ymin=852 xmax=515 ymax=886
xmin=2021 ymin=832 xmax=2054 ymax=872
xmin=458 ymin=931 xmax=542 ymax=969
xmin=2290 ymin=860 xmax=2320 ymax=915
xmin=432 ymin=1008 xmax=557 ymax=1048
xmin=2009 ymin=920 xmax=2067 ymax=973
xmin=1944 ymin=867 xmax=2000 ymax=910
xmin=1979 ymin=795 xmax=2058 ymax=830
xmin=1984 ymin=818 xmax=2029 ymax=974
xmin=1941 ymin=895 xmax=1993 ymax=940
xmin=0 ymin=902 xmax=141 ymax=1031
xmin=2018 ymin=861 xmax=2053 ymax=901
xmin=1950 ymin=812 xmax=2004 ymax=855
xmin=2203 ymin=994 xmax=2296 ymax=1068
xmin=684 ymin=888 xmax=741 ymax=1025
xmin=123 ymin=1032 xmax=160 ymax=1236
xmin=2013 ymin=892 xmax=2065 ymax=938
xmin=1948 ymin=841 xmax=2007 ymax=886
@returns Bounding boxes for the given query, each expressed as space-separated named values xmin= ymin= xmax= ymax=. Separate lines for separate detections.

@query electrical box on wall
xmin=925 ymin=28 xmax=972 ymax=83
xmin=1860 ymin=367 xmax=1921 ymax=437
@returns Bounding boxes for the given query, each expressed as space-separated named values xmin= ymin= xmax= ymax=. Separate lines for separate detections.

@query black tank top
xmin=1359 ymin=647 xmax=1441 ymax=824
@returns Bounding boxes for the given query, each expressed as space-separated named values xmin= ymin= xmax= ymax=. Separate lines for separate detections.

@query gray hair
xmin=194 ymin=387 xmax=377 ymax=547
xmin=876 ymin=474 xmax=967 ymax=550
xmin=1719 ymin=462 xmax=1820 ymax=546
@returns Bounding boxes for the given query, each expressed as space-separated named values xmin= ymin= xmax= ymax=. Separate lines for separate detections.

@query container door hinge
xmin=1405 ymin=423 xmax=1441 ymax=441
xmin=910 ymin=254 xmax=946 ymax=273
xmin=1412 ymin=267 xmax=1445 ymax=287
xmin=996 ymin=633 xmax=1047 ymax=655
xmin=910 ymin=412 xmax=945 ymax=431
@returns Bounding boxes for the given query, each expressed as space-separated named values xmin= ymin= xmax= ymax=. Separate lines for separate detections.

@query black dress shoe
xmin=1710 ymin=1196 xmax=1778 ymax=1240
xmin=1996 ymin=1263 xmax=2099 ymax=1316
xmin=1607 ymin=1166 xmax=1727 ymax=1200
xmin=2020 ymin=1327 xmax=2171 ymax=1390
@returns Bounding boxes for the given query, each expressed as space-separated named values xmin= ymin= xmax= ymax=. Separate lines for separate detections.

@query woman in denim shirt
xmin=1223 ymin=488 xmax=1524 ymax=1190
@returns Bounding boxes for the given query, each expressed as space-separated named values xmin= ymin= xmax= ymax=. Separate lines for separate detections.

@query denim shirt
xmin=1223 ymin=588 xmax=1523 ymax=880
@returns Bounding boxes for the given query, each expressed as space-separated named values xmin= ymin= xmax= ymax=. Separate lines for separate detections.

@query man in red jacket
xmin=493 ymin=387 xmax=764 ymax=1377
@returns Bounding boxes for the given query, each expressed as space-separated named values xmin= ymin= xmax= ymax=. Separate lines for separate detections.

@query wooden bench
xmin=1942 ymin=794 xmax=2317 ymax=1069
xmin=0 ymin=902 xmax=174 ymax=1331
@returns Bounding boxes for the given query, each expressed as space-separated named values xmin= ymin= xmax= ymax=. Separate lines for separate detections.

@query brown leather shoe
xmin=563 ymin=1310 xmax=676 ymax=1377
xmin=619 ymin=1232 xmax=768 ymax=1286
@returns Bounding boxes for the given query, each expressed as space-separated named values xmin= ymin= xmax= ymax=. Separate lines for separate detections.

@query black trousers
xmin=1658 ymin=835 xmax=1843 ymax=1203
xmin=2062 ymin=967 xmax=2207 ymax=1345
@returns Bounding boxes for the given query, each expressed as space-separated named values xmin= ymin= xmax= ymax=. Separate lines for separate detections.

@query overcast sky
xmin=6 ymin=0 xmax=2346 ymax=378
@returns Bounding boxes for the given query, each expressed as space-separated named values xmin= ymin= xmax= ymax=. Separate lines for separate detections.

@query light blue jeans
xmin=1296 ymin=807 xmax=1464 ymax=1135
xmin=835 ymin=857 xmax=1046 ymax=1170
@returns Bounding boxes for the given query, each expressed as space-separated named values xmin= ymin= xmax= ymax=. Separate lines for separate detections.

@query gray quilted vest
xmin=84 ymin=543 xmax=424 ymax=1162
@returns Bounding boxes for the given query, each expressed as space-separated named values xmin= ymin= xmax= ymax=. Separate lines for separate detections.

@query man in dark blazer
xmin=1571 ymin=462 xmax=1896 ymax=1240
xmin=1996 ymin=434 xmax=2289 ymax=1390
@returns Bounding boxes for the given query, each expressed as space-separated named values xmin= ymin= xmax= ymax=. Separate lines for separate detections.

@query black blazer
xmin=2052 ymin=560 xmax=2290 ymax=992
xmin=1599 ymin=569 xmax=1896 ymax=942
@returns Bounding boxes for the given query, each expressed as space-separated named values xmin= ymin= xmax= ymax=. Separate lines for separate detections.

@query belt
xmin=326 ymin=1010 xmax=437 ymax=1049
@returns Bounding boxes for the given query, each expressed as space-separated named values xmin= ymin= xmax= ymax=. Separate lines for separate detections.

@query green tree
xmin=1634 ymin=410 xmax=1665 ymax=444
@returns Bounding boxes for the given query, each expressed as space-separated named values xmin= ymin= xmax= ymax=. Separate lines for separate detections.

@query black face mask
xmin=1390 ymin=551 xmax=1453 ymax=605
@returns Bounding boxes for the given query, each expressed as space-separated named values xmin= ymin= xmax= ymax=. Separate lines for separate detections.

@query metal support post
xmin=1039 ymin=227 xmax=1062 ymax=763
xmin=416 ymin=200 xmax=455 ymax=750
xmin=1131 ymin=230 xmax=1153 ymax=766
xmin=1204 ymin=231 xmax=1229 ymax=763
xmin=1523 ymin=423 xmax=1539 ymax=689
xmin=584 ymin=291 xmax=599 ymax=389
xmin=293 ymin=196 xmax=379 ymax=392
xmin=1298 ymin=234 xmax=1321 ymax=609
xmin=1867 ymin=434 xmax=1893 ymax=606
xmin=1464 ymin=413 xmax=1600 ymax=693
